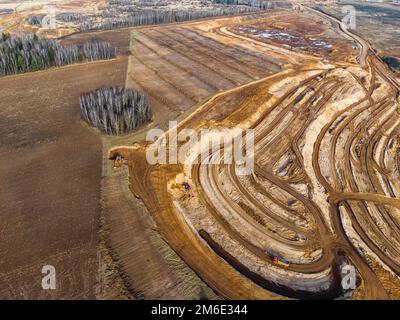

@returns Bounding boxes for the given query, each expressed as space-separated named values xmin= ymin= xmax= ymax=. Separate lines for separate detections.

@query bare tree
xmin=0 ymin=34 xmax=116 ymax=75
xmin=79 ymin=87 xmax=152 ymax=135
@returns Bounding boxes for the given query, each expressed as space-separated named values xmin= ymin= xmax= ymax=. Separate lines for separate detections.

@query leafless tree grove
xmin=0 ymin=34 xmax=116 ymax=75
xmin=79 ymin=87 xmax=152 ymax=135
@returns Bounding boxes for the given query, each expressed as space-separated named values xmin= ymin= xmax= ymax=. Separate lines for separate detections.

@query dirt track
xmin=118 ymin=9 xmax=400 ymax=299
xmin=2 ymin=7 xmax=400 ymax=300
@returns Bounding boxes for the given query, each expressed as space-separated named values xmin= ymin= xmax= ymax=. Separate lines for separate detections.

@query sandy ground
xmin=100 ymin=165 xmax=217 ymax=299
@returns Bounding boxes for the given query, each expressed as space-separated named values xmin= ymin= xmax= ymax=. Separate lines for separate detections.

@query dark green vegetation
xmin=79 ymin=87 xmax=152 ymax=135
xmin=0 ymin=33 xmax=116 ymax=75
xmin=382 ymin=56 xmax=400 ymax=72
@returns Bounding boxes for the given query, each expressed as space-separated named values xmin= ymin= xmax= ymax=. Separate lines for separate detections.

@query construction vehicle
xmin=182 ymin=182 xmax=191 ymax=190
xmin=273 ymin=256 xmax=290 ymax=268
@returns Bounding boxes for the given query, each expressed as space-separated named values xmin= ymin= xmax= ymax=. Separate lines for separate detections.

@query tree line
xmin=213 ymin=0 xmax=274 ymax=9
xmin=79 ymin=87 xmax=152 ymax=135
xmin=76 ymin=7 xmax=261 ymax=31
xmin=56 ymin=12 xmax=83 ymax=22
xmin=0 ymin=33 xmax=116 ymax=75
xmin=24 ymin=1 xmax=273 ymax=32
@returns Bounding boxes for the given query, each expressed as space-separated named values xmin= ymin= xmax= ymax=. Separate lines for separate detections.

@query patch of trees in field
xmin=56 ymin=12 xmax=83 ymax=22
xmin=82 ymin=40 xmax=116 ymax=62
xmin=26 ymin=15 xmax=42 ymax=26
xmin=0 ymin=33 xmax=116 ymax=75
xmin=0 ymin=9 xmax=13 ymax=15
xmin=79 ymin=87 xmax=152 ymax=134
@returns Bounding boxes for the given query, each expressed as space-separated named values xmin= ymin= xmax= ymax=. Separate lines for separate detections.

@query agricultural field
xmin=0 ymin=57 xmax=128 ymax=299
xmin=1 ymin=0 xmax=400 ymax=303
